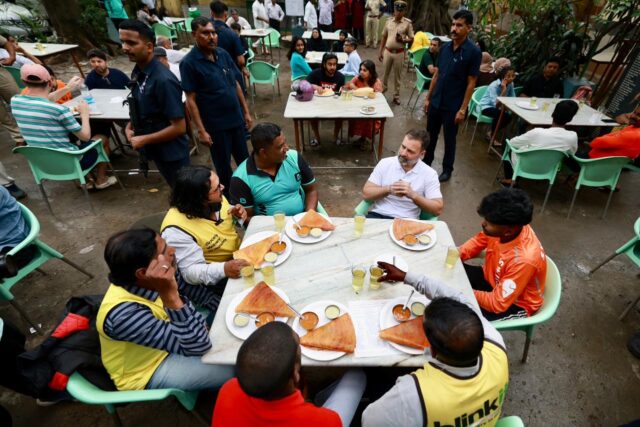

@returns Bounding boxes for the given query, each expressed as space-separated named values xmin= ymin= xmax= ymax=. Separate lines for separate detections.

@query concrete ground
xmin=1 ymin=47 xmax=639 ymax=427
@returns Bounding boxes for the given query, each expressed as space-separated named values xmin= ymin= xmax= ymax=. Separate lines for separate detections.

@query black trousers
xmin=269 ymin=19 xmax=281 ymax=32
xmin=481 ymin=107 xmax=511 ymax=134
xmin=155 ymin=156 xmax=191 ymax=189
xmin=208 ymin=125 xmax=249 ymax=199
xmin=319 ymin=23 xmax=332 ymax=32
xmin=0 ymin=318 xmax=32 ymax=396
xmin=463 ymin=263 xmax=528 ymax=321
xmin=366 ymin=211 xmax=393 ymax=219
xmin=425 ymin=106 xmax=459 ymax=173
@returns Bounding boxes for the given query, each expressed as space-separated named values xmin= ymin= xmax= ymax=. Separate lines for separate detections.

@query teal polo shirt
xmin=229 ymin=150 xmax=315 ymax=216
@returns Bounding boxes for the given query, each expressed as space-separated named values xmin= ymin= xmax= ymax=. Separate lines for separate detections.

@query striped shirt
xmin=103 ymin=274 xmax=221 ymax=356
xmin=10 ymin=94 xmax=81 ymax=149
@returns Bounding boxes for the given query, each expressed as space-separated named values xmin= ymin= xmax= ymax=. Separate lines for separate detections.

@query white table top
xmin=64 ymin=89 xmax=130 ymax=121
xmin=302 ymin=30 xmax=340 ymax=41
xmin=19 ymin=43 xmax=78 ymax=57
xmin=202 ymin=216 xmax=475 ymax=367
xmin=241 ymin=28 xmax=273 ymax=38
xmin=284 ymin=92 xmax=394 ymax=119
xmin=497 ymin=97 xmax=618 ymax=128
xmin=305 ymin=51 xmax=348 ymax=65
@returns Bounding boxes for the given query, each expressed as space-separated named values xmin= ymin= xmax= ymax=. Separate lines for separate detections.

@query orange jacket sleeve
xmin=589 ymin=127 xmax=640 ymax=159
xmin=473 ymin=261 xmax=537 ymax=314
xmin=459 ymin=232 xmax=488 ymax=261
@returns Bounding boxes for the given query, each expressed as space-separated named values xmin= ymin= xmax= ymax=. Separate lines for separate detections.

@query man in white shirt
xmin=501 ymin=99 xmax=579 ymax=186
xmin=318 ymin=0 xmax=334 ymax=32
xmin=226 ymin=9 xmax=252 ymax=30
xmin=266 ymin=0 xmax=285 ymax=32
xmin=156 ymin=36 xmax=187 ymax=63
xmin=154 ymin=47 xmax=181 ymax=81
xmin=341 ymin=37 xmax=362 ymax=76
xmin=252 ymin=0 xmax=270 ymax=29
xmin=362 ymin=129 xmax=443 ymax=219
xmin=304 ymin=0 xmax=318 ymax=30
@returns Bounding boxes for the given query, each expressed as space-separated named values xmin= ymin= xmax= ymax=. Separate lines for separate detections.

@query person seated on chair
xmin=0 ymin=186 xmax=36 ymax=271
xmin=21 ymin=65 xmax=83 ymax=105
xmin=154 ymin=47 xmax=181 ymax=81
xmin=161 ymin=166 xmax=250 ymax=288
xmin=306 ymin=53 xmax=345 ymax=146
xmin=0 ymin=34 xmax=42 ymax=67
xmin=586 ymin=104 xmax=640 ymax=161
xmin=212 ymin=322 xmax=366 ymax=426
xmin=85 ymin=49 xmax=131 ymax=90
xmin=230 ymin=122 xmax=319 ymax=219
xmin=343 ymin=60 xmax=383 ymax=149
xmin=230 ymin=22 xmax=250 ymax=62
xmin=459 ymin=188 xmax=546 ymax=320
xmin=136 ymin=2 xmax=158 ymax=26
xmin=226 ymin=8 xmax=252 ymax=30
xmin=520 ymin=56 xmax=563 ymax=99
xmin=307 ymin=27 xmax=328 ymax=52
xmin=331 ymin=30 xmax=348 ymax=53
xmin=288 ymin=36 xmax=312 ymax=81
xmin=362 ymin=262 xmax=508 ymax=427
xmin=341 ymin=37 xmax=362 ymax=77
xmin=10 ymin=64 xmax=117 ymax=190
xmin=418 ymin=36 xmax=440 ymax=82
xmin=156 ymin=35 xmax=186 ymax=63
xmin=97 ymin=228 xmax=235 ymax=391
xmin=501 ymin=100 xmax=579 ymax=186
xmin=362 ymin=129 xmax=443 ymax=219
xmin=477 ymin=65 xmax=516 ymax=145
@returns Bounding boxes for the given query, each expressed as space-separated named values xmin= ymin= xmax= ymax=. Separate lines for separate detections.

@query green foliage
xmin=16 ymin=13 xmax=50 ymax=42
xmin=78 ymin=0 xmax=109 ymax=48
xmin=469 ymin=0 xmax=592 ymax=82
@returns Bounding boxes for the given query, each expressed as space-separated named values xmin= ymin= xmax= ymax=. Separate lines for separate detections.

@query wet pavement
xmin=0 ymin=47 xmax=639 ymax=426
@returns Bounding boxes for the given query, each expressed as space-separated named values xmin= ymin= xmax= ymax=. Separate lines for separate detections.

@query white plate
xmin=388 ymin=219 xmax=438 ymax=251
xmin=239 ymin=230 xmax=292 ymax=269
xmin=379 ymin=295 xmax=430 ymax=355
xmin=292 ymin=300 xmax=350 ymax=361
xmin=315 ymin=91 xmax=335 ymax=97
xmin=374 ymin=253 xmax=409 ymax=272
xmin=284 ymin=212 xmax=333 ymax=244
xmin=516 ymin=101 xmax=539 ymax=111
xmin=225 ymin=285 xmax=291 ymax=340
xmin=360 ymin=109 xmax=377 ymax=115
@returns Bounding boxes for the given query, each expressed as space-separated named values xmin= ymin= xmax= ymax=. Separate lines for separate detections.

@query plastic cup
xmin=445 ymin=246 xmax=460 ymax=269
xmin=354 ymin=214 xmax=366 ymax=237
xmin=240 ymin=265 xmax=255 ymax=286
xmin=262 ymin=262 xmax=275 ymax=286
xmin=529 ymin=97 xmax=538 ymax=107
xmin=273 ymin=212 xmax=285 ymax=232
xmin=369 ymin=265 xmax=384 ymax=290
xmin=351 ymin=265 xmax=366 ymax=293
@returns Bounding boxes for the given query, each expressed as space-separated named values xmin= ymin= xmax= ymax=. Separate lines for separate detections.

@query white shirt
xmin=342 ymin=50 xmax=362 ymax=76
xmin=226 ymin=16 xmax=252 ymax=30
xmin=368 ymin=156 xmax=442 ymax=219
xmin=0 ymin=49 xmax=35 ymax=67
xmin=509 ymin=127 xmax=578 ymax=165
xmin=267 ymin=2 xmax=285 ymax=21
xmin=252 ymin=0 xmax=269 ymax=29
xmin=304 ymin=1 xmax=318 ymax=29
xmin=164 ymin=48 xmax=186 ymax=64
xmin=169 ymin=62 xmax=181 ymax=81
xmin=318 ymin=0 xmax=334 ymax=25
xmin=141 ymin=0 xmax=155 ymax=9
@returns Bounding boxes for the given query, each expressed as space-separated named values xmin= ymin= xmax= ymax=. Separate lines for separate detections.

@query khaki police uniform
xmin=381 ymin=16 xmax=414 ymax=99
xmin=365 ymin=0 xmax=386 ymax=47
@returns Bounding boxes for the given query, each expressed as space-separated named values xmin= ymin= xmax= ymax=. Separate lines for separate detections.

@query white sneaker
xmin=94 ymin=176 xmax=117 ymax=190
xmin=309 ymin=138 xmax=320 ymax=147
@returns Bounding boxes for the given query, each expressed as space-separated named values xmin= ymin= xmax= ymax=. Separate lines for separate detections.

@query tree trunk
xmin=408 ymin=0 xmax=451 ymax=35
xmin=42 ymin=0 xmax=96 ymax=51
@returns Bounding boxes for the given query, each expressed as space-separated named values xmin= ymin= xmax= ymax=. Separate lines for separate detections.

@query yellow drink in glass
xmin=351 ymin=265 xmax=366 ymax=293
xmin=369 ymin=265 xmax=383 ymax=290
xmin=445 ymin=246 xmax=460 ymax=269
xmin=274 ymin=212 xmax=286 ymax=232
xmin=354 ymin=214 xmax=366 ymax=237
xmin=240 ymin=265 xmax=255 ymax=286
xmin=530 ymin=97 xmax=537 ymax=107
xmin=262 ymin=263 xmax=275 ymax=286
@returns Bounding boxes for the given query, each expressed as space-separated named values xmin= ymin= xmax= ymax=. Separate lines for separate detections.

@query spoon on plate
xmin=402 ymin=289 xmax=415 ymax=311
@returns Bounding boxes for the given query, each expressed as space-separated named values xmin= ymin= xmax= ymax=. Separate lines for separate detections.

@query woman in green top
xmin=287 ymin=36 xmax=312 ymax=81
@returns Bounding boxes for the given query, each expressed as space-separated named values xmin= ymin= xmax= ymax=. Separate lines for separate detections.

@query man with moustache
xmin=423 ymin=10 xmax=481 ymax=182
xmin=180 ymin=17 xmax=253 ymax=197
xmin=361 ymin=129 xmax=443 ymax=219
xmin=119 ymin=19 xmax=190 ymax=188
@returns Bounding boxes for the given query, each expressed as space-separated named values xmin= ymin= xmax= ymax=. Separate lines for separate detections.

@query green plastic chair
xmin=493 ymin=257 xmax=562 ymax=363
xmin=408 ymin=47 xmax=428 ymax=71
xmin=316 ymin=201 xmax=328 ymax=216
xmin=291 ymin=74 xmax=307 ymax=82
xmin=66 ymin=372 xmax=200 ymax=426
xmin=247 ymin=61 xmax=280 ymax=104
xmin=1 ymin=203 xmax=93 ymax=332
xmin=13 ymin=140 xmax=123 ymax=215
xmin=590 ymin=217 xmax=640 ymax=319
xmin=343 ymin=74 xmax=356 ymax=84
xmin=4 ymin=66 xmax=25 ymax=89
xmin=466 ymin=85 xmax=493 ymax=145
xmin=566 ymin=155 xmax=631 ymax=219
xmin=406 ymin=68 xmax=431 ymax=112
xmin=498 ymin=140 xmax=567 ymax=213
xmin=354 ymin=200 xmax=438 ymax=221
xmin=152 ymin=22 xmax=177 ymax=40
xmin=266 ymin=28 xmax=281 ymax=60
xmin=496 ymin=416 xmax=525 ymax=427
xmin=246 ymin=47 xmax=255 ymax=65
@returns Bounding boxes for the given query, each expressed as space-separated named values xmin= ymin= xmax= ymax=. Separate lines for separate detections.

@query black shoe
xmin=438 ymin=171 xmax=452 ymax=182
xmin=628 ymin=331 xmax=640 ymax=359
xmin=4 ymin=183 xmax=26 ymax=200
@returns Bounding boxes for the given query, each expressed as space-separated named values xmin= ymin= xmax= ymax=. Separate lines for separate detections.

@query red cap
xmin=20 ymin=64 xmax=51 ymax=84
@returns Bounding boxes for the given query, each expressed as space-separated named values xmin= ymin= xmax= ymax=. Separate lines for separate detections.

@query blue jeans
xmin=146 ymin=354 xmax=235 ymax=391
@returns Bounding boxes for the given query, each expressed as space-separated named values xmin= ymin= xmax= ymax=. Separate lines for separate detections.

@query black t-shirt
xmin=306 ymin=68 xmax=345 ymax=92
xmin=522 ymin=74 xmax=564 ymax=98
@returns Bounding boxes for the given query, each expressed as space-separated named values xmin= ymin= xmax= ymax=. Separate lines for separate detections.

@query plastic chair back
xmin=415 ymin=68 xmax=431 ymax=92
xmin=469 ymin=85 xmax=490 ymax=119
xmin=354 ymin=200 xmax=438 ymax=220
xmin=267 ymin=29 xmax=281 ymax=48
xmin=510 ymin=142 xmax=567 ymax=184
xmin=571 ymin=155 xmax=631 ymax=189
xmin=153 ymin=23 xmax=175 ymax=39
xmin=248 ymin=61 xmax=279 ymax=84
xmin=410 ymin=47 xmax=428 ymax=67
xmin=247 ymin=48 xmax=255 ymax=65
xmin=496 ymin=416 xmax=525 ymax=427
xmin=344 ymin=74 xmax=356 ymax=84
xmin=5 ymin=66 xmax=25 ymax=89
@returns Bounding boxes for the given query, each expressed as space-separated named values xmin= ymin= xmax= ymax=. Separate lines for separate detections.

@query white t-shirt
xmin=318 ymin=0 xmax=334 ymax=25
xmin=0 ymin=49 xmax=35 ymax=67
xmin=226 ymin=16 xmax=252 ymax=30
xmin=304 ymin=1 xmax=318 ymax=29
xmin=509 ymin=127 xmax=578 ymax=165
xmin=252 ymin=0 xmax=269 ymax=29
xmin=165 ymin=48 xmax=186 ymax=64
xmin=267 ymin=2 xmax=285 ymax=21
xmin=368 ymin=157 xmax=442 ymax=219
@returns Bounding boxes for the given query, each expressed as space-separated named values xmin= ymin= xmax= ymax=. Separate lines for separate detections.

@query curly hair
xmin=170 ymin=165 xmax=214 ymax=219
xmin=477 ymin=188 xmax=533 ymax=225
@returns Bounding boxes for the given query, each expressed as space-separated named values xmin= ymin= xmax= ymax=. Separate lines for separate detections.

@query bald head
xmin=156 ymin=36 xmax=172 ymax=49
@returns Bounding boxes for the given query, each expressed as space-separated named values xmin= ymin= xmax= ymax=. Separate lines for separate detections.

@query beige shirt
xmin=365 ymin=0 xmax=386 ymax=18
xmin=382 ymin=17 xmax=414 ymax=50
